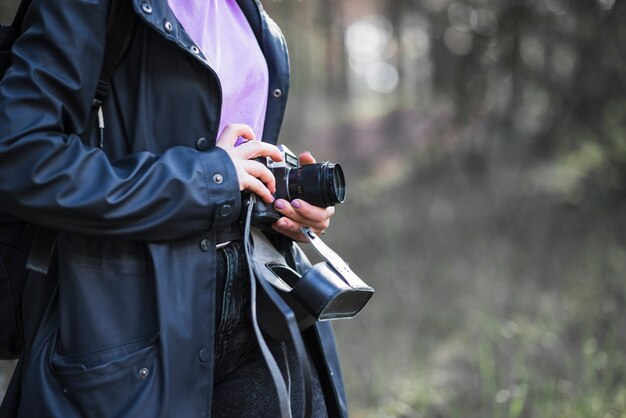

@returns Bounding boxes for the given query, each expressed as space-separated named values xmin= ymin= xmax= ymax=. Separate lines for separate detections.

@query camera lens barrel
xmin=287 ymin=162 xmax=346 ymax=207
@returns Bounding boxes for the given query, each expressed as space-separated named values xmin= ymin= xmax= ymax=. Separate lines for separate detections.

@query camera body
xmin=248 ymin=145 xmax=346 ymax=230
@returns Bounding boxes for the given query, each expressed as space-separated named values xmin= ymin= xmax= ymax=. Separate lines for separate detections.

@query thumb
xmin=216 ymin=124 xmax=256 ymax=149
xmin=299 ymin=151 xmax=316 ymax=166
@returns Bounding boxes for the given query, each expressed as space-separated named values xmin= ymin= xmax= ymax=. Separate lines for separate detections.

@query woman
xmin=0 ymin=0 xmax=347 ymax=416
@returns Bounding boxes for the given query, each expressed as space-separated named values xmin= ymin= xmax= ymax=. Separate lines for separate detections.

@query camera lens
xmin=323 ymin=162 xmax=346 ymax=205
xmin=287 ymin=162 xmax=346 ymax=207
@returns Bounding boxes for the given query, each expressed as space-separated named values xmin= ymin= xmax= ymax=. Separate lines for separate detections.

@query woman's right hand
xmin=216 ymin=124 xmax=284 ymax=204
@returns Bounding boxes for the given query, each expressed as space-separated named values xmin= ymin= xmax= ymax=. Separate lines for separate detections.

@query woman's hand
xmin=271 ymin=152 xmax=336 ymax=242
xmin=216 ymin=124 xmax=284 ymax=204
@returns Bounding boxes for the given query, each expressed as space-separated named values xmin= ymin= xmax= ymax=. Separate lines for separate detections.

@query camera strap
xmin=243 ymin=195 xmax=312 ymax=418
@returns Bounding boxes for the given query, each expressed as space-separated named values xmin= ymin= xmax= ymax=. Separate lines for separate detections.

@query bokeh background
xmin=2 ymin=0 xmax=626 ymax=417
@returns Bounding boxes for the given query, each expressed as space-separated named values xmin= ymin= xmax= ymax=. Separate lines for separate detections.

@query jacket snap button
xmin=141 ymin=3 xmax=152 ymax=14
xmin=218 ymin=205 xmax=232 ymax=218
xmin=164 ymin=21 xmax=173 ymax=33
xmin=213 ymin=174 xmax=223 ymax=184
xmin=273 ymin=88 xmax=283 ymax=98
xmin=199 ymin=238 xmax=210 ymax=252
xmin=138 ymin=368 xmax=149 ymax=378
xmin=190 ymin=45 xmax=200 ymax=55
xmin=199 ymin=347 xmax=210 ymax=362
xmin=196 ymin=137 xmax=210 ymax=151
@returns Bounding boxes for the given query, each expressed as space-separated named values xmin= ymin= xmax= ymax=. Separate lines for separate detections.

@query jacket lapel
xmin=131 ymin=0 xmax=211 ymax=67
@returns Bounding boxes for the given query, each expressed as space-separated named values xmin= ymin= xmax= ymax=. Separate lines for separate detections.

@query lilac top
xmin=168 ymin=0 xmax=269 ymax=142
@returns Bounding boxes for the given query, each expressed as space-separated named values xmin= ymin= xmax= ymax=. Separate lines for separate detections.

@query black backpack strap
xmin=26 ymin=0 xmax=138 ymax=275
xmin=11 ymin=0 xmax=32 ymax=29
xmin=92 ymin=0 xmax=138 ymax=110
xmin=86 ymin=0 xmax=138 ymax=148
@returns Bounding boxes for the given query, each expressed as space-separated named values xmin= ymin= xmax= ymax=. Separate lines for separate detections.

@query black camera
xmin=248 ymin=145 xmax=346 ymax=229
xmin=241 ymin=146 xmax=373 ymax=340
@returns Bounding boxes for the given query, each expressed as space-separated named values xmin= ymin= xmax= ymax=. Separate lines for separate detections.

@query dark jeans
xmin=211 ymin=242 xmax=327 ymax=417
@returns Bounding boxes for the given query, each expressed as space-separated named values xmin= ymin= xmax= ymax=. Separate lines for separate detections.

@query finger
xmin=273 ymin=199 xmax=332 ymax=231
xmin=289 ymin=199 xmax=334 ymax=222
xmin=233 ymin=141 xmax=284 ymax=162
xmin=299 ymin=151 xmax=316 ymax=166
xmin=216 ymin=123 xmax=256 ymax=149
xmin=272 ymin=217 xmax=309 ymax=242
xmin=243 ymin=160 xmax=276 ymax=194
xmin=274 ymin=198 xmax=333 ymax=224
xmin=272 ymin=199 xmax=304 ymax=223
xmin=244 ymin=174 xmax=274 ymax=204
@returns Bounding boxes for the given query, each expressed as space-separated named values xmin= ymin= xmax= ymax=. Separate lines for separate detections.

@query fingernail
xmin=274 ymin=199 xmax=286 ymax=210
xmin=291 ymin=200 xmax=301 ymax=209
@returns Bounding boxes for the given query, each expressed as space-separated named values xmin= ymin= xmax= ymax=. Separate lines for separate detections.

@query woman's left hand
xmin=271 ymin=151 xmax=336 ymax=242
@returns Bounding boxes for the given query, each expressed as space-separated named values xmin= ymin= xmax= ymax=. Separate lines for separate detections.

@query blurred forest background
xmin=2 ymin=0 xmax=626 ymax=417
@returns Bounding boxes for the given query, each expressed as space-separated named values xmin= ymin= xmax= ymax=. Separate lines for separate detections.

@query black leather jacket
xmin=0 ymin=0 xmax=347 ymax=416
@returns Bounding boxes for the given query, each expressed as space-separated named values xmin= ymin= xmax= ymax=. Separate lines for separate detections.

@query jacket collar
xmin=131 ymin=0 xmax=211 ymax=66
xmin=130 ymin=0 xmax=265 ymax=64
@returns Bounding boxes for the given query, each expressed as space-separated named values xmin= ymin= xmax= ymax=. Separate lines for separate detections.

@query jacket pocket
xmin=52 ymin=334 xmax=162 ymax=417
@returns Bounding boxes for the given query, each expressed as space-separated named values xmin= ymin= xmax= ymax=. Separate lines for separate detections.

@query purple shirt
xmin=168 ymin=0 xmax=269 ymax=142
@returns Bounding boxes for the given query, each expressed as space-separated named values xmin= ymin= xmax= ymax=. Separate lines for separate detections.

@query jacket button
xmin=164 ymin=21 xmax=173 ymax=33
xmin=213 ymin=174 xmax=223 ymax=184
xmin=199 ymin=347 xmax=210 ymax=362
xmin=138 ymin=367 xmax=150 ymax=378
xmin=273 ymin=88 xmax=283 ymax=98
xmin=199 ymin=238 xmax=210 ymax=252
xmin=190 ymin=45 xmax=200 ymax=55
xmin=141 ymin=3 xmax=152 ymax=14
xmin=218 ymin=205 xmax=232 ymax=218
xmin=196 ymin=137 xmax=210 ymax=151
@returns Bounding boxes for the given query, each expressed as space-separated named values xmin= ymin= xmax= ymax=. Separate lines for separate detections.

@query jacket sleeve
xmin=0 ymin=0 xmax=241 ymax=241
